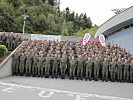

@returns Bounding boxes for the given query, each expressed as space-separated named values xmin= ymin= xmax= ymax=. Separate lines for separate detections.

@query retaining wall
xmin=0 ymin=41 xmax=25 ymax=78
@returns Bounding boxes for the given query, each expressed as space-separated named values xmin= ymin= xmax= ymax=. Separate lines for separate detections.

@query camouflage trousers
xmin=19 ymin=63 xmax=25 ymax=74
xmin=86 ymin=67 xmax=92 ymax=78
xmin=110 ymin=70 xmax=115 ymax=80
xmin=77 ymin=66 xmax=83 ymax=77
xmin=130 ymin=70 xmax=133 ymax=82
xmin=45 ymin=65 xmax=50 ymax=76
xmin=25 ymin=62 xmax=32 ymax=75
xmin=40 ymin=66 xmax=45 ymax=77
xmin=123 ymin=70 xmax=129 ymax=81
xmin=52 ymin=65 xmax=58 ymax=76
xmin=32 ymin=63 xmax=37 ymax=76
xmin=102 ymin=68 xmax=108 ymax=79
xmin=12 ymin=60 xmax=19 ymax=75
xmin=69 ymin=68 xmax=76 ymax=77
xmin=60 ymin=67 xmax=66 ymax=77
xmin=94 ymin=66 xmax=100 ymax=78
xmin=117 ymin=70 xmax=123 ymax=80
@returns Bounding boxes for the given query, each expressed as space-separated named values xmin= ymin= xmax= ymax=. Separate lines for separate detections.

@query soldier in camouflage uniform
xmin=6 ymin=35 xmax=11 ymax=50
xmin=25 ymin=53 xmax=33 ymax=76
xmin=32 ymin=54 xmax=38 ymax=77
xmin=1 ymin=33 xmax=6 ymax=45
xmin=37 ymin=54 xmax=45 ymax=77
xmin=110 ymin=59 xmax=117 ymax=82
xmin=10 ymin=34 xmax=15 ymax=51
xmin=45 ymin=54 xmax=51 ymax=78
xmin=77 ymin=55 xmax=84 ymax=80
xmin=130 ymin=60 xmax=133 ymax=83
xmin=94 ymin=57 xmax=100 ymax=81
xmin=123 ymin=59 xmax=130 ymax=82
xmin=60 ymin=54 xmax=67 ymax=79
xmin=52 ymin=54 xmax=59 ymax=78
xmin=69 ymin=56 xmax=76 ymax=80
xmin=19 ymin=53 xmax=26 ymax=76
xmin=85 ymin=57 xmax=92 ymax=81
xmin=117 ymin=59 xmax=123 ymax=82
xmin=102 ymin=58 xmax=109 ymax=81
xmin=12 ymin=52 xmax=20 ymax=75
xmin=15 ymin=35 xmax=22 ymax=48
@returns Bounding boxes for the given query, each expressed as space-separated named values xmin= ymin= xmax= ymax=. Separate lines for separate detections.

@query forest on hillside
xmin=0 ymin=0 xmax=98 ymax=36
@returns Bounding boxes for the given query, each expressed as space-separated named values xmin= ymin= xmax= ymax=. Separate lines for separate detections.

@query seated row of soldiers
xmin=0 ymin=32 xmax=22 ymax=51
xmin=12 ymin=40 xmax=133 ymax=82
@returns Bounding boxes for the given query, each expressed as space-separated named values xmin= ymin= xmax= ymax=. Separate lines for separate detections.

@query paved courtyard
xmin=0 ymin=76 xmax=133 ymax=100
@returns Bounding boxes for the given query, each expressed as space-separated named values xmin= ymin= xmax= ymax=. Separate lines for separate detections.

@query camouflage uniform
xmin=86 ymin=59 xmax=92 ymax=80
xmin=25 ymin=55 xmax=33 ymax=76
xmin=32 ymin=55 xmax=38 ymax=76
xmin=52 ymin=56 xmax=59 ymax=78
xmin=77 ymin=58 xmax=83 ymax=80
xmin=12 ymin=53 xmax=20 ymax=75
xmin=110 ymin=61 xmax=117 ymax=81
xmin=60 ymin=56 xmax=67 ymax=79
xmin=94 ymin=58 xmax=100 ymax=80
xmin=10 ymin=35 xmax=15 ymax=50
xmin=123 ymin=61 xmax=130 ymax=82
xmin=69 ymin=57 xmax=76 ymax=79
xmin=45 ymin=57 xmax=51 ymax=78
xmin=102 ymin=60 xmax=108 ymax=81
xmin=130 ymin=61 xmax=133 ymax=82
xmin=19 ymin=54 xmax=26 ymax=75
xmin=117 ymin=61 xmax=123 ymax=81
xmin=37 ymin=56 xmax=44 ymax=77
xmin=1 ymin=34 xmax=6 ymax=45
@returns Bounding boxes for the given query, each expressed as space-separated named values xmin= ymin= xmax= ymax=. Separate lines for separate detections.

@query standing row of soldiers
xmin=12 ymin=40 xmax=133 ymax=82
xmin=0 ymin=32 xmax=22 ymax=51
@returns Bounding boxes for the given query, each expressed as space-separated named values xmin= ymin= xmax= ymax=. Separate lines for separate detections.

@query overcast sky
xmin=60 ymin=0 xmax=133 ymax=26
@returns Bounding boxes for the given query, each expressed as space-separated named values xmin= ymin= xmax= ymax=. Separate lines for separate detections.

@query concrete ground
xmin=0 ymin=76 xmax=133 ymax=100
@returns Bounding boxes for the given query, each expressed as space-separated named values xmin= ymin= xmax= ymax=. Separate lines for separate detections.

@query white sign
xmin=83 ymin=33 xmax=91 ymax=45
xmin=31 ymin=34 xmax=61 ymax=41
xmin=99 ymin=34 xmax=106 ymax=46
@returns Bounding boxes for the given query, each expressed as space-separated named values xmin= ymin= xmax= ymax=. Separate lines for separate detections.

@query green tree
xmin=0 ymin=0 xmax=15 ymax=32
xmin=7 ymin=0 xmax=24 ymax=8
xmin=0 ymin=45 xmax=8 ymax=57
xmin=0 ymin=0 xmax=94 ymax=36
xmin=61 ymin=20 xmax=69 ymax=36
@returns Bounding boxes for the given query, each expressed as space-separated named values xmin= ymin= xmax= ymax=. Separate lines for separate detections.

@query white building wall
xmin=107 ymin=27 xmax=133 ymax=55
xmin=95 ymin=6 xmax=133 ymax=38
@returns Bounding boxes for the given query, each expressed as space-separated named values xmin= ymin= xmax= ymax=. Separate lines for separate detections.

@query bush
xmin=0 ymin=45 xmax=8 ymax=57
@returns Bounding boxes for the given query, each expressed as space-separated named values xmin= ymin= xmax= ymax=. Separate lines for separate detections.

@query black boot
xmin=89 ymin=77 xmax=92 ymax=81
xmin=72 ymin=76 xmax=74 ymax=80
xmin=105 ymin=78 xmax=108 ymax=82
xmin=85 ymin=77 xmax=88 ymax=81
xmin=51 ymin=75 xmax=54 ymax=78
xmin=102 ymin=78 xmax=104 ymax=82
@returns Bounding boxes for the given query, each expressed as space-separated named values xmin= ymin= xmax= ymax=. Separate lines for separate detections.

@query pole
xmin=23 ymin=20 xmax=25 ymax=35
xmin=22 ymin=14 xmax=29 ymax=36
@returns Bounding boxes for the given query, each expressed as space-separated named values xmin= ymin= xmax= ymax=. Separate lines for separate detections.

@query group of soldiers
xmin=12 ymin=40 xmax=133 ymax=83
xmin=0 ymin=32 xmax=22 ymax=51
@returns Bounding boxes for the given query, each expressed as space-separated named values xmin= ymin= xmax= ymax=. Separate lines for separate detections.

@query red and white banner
xmin=83 ymin=33 xmax=91 ymax=45
xmin=99 ymin=34 xmax=106 ymax=46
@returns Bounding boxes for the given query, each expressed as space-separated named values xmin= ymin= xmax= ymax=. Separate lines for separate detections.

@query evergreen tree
xmin=0 ymin=0 xmax=93 ymax=36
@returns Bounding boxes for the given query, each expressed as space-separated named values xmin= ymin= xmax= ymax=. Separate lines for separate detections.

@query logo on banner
xmin=83 ymin=33 xmax=91 ymax=45
xmin=99 ymin=34 xmax=106 ymax=46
